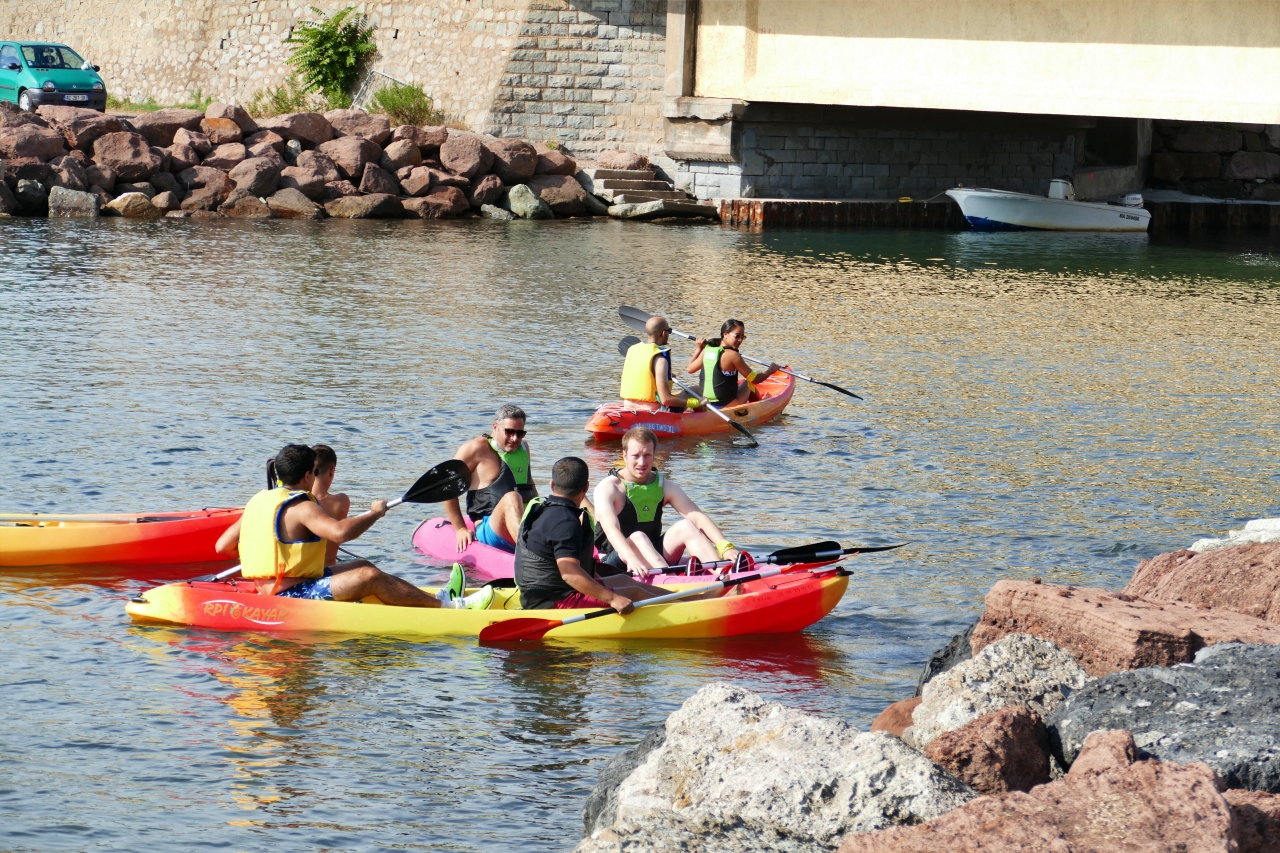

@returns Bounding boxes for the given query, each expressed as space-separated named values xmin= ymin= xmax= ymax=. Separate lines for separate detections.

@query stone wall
xmin=1151 ymin=121 xmax=1280 ymax=200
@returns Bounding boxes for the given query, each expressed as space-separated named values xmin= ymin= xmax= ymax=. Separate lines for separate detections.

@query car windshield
xmin=21 ymin=45 xmax=84 ymax=69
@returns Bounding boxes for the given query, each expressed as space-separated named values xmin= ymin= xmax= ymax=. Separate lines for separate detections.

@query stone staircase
xmin=578 ymin=168 xmax=691 ymax=204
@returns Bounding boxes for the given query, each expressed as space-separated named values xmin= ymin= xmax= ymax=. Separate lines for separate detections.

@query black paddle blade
xmin=728 ymin=420 xmax=758 ymax=448
xmin=769 ymin=541 xmax=843 ymax=564
xmin=619 ymin=335 xmax=641 ymax=356
xmin=401 ymin=459 xmax=471 ymax=504
xmin=618 ymin=305 xmax=653 ymax=332
xmin=817 ymin=380 xmax=864 ymax=400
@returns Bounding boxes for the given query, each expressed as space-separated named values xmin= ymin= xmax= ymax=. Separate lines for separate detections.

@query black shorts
xmin=595 ymin=550 xmax=629 ymax=576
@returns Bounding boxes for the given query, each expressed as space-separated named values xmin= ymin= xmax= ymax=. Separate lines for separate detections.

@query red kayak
xmin=0 ymin=508 xmax=242 ymax=566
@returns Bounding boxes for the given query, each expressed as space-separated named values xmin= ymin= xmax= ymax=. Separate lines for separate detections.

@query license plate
xmin=64 ymin=94 xmax=88 ymax=102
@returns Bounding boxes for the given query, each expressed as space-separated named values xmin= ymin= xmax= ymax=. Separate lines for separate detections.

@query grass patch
xmin=244 ymin=76 xmax=325 ymax=118
xmin=106 ymin=94 xmax=160 ymax=112
xmin=368 ymin=82 xmax=441 ymax=126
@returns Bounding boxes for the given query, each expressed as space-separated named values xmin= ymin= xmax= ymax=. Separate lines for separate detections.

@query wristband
xmin=715 ymin=540 xmax=735 ymax=558
xmin=746 ymin=370 xmax=759 ymax=382
xmin=685 ymin=397 xmax=699 ymax=409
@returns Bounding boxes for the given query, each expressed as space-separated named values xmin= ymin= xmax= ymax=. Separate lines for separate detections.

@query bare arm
xmin=558 ymin=556 xmax=633 ymax=614
xmin=294 ymin=499 xmax=387 ymax=544
xmin=685 ymin=337 xmax=707 ymax=375
xmin=664 ymin=481 xmax=738 ymax=558
xmin=593 ymin=479 xmax=649 ymax=571
xmin=653 ymin=357 xmax=684 ymax=407
xmin=725 ymin=349 xmax=778 ymax=381
xmin=216 ymin=516 xmax=242 ymax=555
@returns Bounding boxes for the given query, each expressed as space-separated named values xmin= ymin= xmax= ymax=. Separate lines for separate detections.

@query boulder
xmin=247 ymin=143 xmax=286 ymax=172
xmin=15 ymin=178 xmax=47 ymax=212
xmin=1225 ymin=789 xmax=1280 ymax=853
xmin=1267 ymin=125 xmax=1280 ymax=150
xmin=467 ymin=172 xmax=504 ymax=207
xmin=485 ymin=137 xmax=538 ymax=184
xmin=295 ymin=150 xmax=340 ymax=184
xmin=1152 ymin=152 xmax=1222 ymax=182
xmin=179 ymin=173 xmax=233 ymax=211
xmin=46 ymin=186 xmax=98 ymax=218
xmin=392 ymin=124 xmax=448 ymax=155
xmin=200 ymin=116 xmax=242 ymax=145
xmin=916 ymin=619 xmax=977 ymax=696
xmin=204 ymin=102 xmax=258 ymax=135
xmin=316 ymin=136 xmax=381 ymax=181
xmin=1223 ymin=151 xmax=1280 ymax=181
xmin=173 ymin=127 xmax=212 ymax=155
xmin=395 ymin=164 xmax=416 ymax=182
xmin=149 ymin=145 xmax=172 ymax=174
xmin=606 ymin=199 xmax=719 ymax=220
xmin=480 ymin=203 xmax=514 ymax=221
xmin=400 ymin=166 xmax=433 ymax=197
xmin=534 ymin=143 xmax=577 ymax=175
xmin=106 ymin=191 xmax=163 ymax=218
xmin=129 ymin=108 xmax=204 ymax=147
xmin=1125 ymin=543 xmax=1280 ymax=623
xmin=401 ymin=186 xmax=470 ymax=219
xmin=48 ymin=155 xmax=88 ymax=192
xmin=6 ymin=158 xmax=50 ymax=184
xmin=379 ymin=139 xmax=423 ymax=173
xmin=150 ymin=191 xmax=181 ymax=213
xmin=597 ymin=149 xmax=649 ymax=170
xmin=323 ymin=193 xmax=404 ymax=219
xmin=92 ymin=132 xmax=163 ymax=181
xmin=439 ymin=130 xmax=493 ymax=180
xmin=324 ymin=108 xmax=391 ymax=145
xmin=0 ymin=102 xmax=49 ymax=128
xmin=869 ymin=697 xmax=921 ymax=737
xmin=1192 ymin=520 xmax=1280 ymax=554
xmin=201 ymin=143 xmax=247 ymax=171
xmin=278 ymin=166 xmax=326 ymax=200
xmin=227 ymin=157 xmax=280 ymax=196
xmin=1252 ymin=184 xmax=1280 ymax=201
xmin=911 ymin=633 xmax=1090 ymax=747
xmin=36 ymin=106 xmax=122 ymax=151
xmin=1048 ymin=642 xmax=1280 ymax=792
xmin=922 ymin=705 xmax=1051 ymax=795
xmin=578 ymin=683 xmax=974 ymax=853
xmin=0 ymin=181 xmax=18 ymax=216
xmin=837 ymin=729 xmax=1238 ymax=853
xmin=971 ymin=580 xmax=1280 ymax=677
xmin=0 ymin=125 xmax=68 ymax=161
xmin=500 ymin=183 xmax=553 ymax=219
xmin=257 ymin=112 xmax=333 ymax=146
xmin=429 ymin=168 xmax=469 ymax=189
xmin=148 ymin=171 xmax=183 ymax=197
xmin=283 ymin=138 xmax=303 ymax=165
xmin=1167 ymin=125 xmax=1244 ymax=154
xmin=164 ymin=143 xmax=201 ymax=173
xmin=266 ymin=187 xmax=324 ymax=220
xmin=84 ymin=163 xmax=116 ymax=192
xmin=320 ymin=180 xmax=360 ymax=201
xmin=358 ymin=163 xmax=400 ymax=196
xmin=218 ymin=188 xmax=275 ymax=218
xmin=177 ymin=165 xmax=230 ymax=190
xmin=243 ymin=129 xmax=285 ymax=153
xmin=118 ymin=181 xmax=156 ymax=199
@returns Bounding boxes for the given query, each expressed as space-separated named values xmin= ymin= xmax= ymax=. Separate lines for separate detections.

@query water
xmin=2 ymin=218 xmax=1278 ymax=851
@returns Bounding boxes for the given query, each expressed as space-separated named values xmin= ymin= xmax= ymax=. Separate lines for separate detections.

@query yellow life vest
xmin=239 ymin=487 xmax=326 ymax=580
xmin=619 ymin=342 xmax=670 ymax=401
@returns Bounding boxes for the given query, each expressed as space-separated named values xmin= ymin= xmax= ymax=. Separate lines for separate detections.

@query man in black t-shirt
xmin=515 ymin=457 xmax=669 ymax=611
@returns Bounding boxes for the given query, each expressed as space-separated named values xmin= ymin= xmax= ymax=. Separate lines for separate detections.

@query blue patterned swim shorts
xmin=277 ymin=568 xmax=334 ymax=600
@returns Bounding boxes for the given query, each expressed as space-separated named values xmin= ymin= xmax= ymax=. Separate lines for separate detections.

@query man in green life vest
xmin=444 ymin=403 xmax=538 ymax=554
xmin=686 ymin=318 xmax=780 ymax=406
xmin=619 ymin=315 xmax=703 ymax=411
xmin=592 ymin=426 xmax=743 ymax=575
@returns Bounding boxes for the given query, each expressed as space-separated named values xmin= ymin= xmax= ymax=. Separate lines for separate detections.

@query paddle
xmin=689 ymin=539 xmax=907 ymax=571
xmin=619 ymin=305 xmax=863 ymax=400
xmin=618 ymin=336 xmax=758 ymax=448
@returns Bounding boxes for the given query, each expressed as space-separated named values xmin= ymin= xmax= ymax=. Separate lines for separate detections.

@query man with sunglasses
xmin=619 ymin=315 xmax=702 ymax=412
xmin=444 ymin=404 xmax=537 ymax=554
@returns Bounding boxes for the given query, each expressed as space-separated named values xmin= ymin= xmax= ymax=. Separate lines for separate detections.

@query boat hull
xmin=585 ymin=371 xmax=796 ymax=441
xmin=0 ymin=508 xmax=242 ymax=566
xmin=946 ymin=188 xmax=1151 ymax=232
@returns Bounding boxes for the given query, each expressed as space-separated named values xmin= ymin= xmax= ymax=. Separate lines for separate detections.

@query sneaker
xmin=445 ymin=562 xmax=467 ymax=601
xmin=463 ymin=585 xmax=495 ymax=611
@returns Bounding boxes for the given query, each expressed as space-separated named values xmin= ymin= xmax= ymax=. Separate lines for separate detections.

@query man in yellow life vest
xmin=445 ymin=404 xmax=538 ymax=554
xmin=216 ymin=444 xmax=464 ymax=607
xmin=619 ymin=316 xmax=703 ymax=411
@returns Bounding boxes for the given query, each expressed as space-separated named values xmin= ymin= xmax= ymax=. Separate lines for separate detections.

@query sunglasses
xmin=500 ymin=427 xmax=527 ymax=438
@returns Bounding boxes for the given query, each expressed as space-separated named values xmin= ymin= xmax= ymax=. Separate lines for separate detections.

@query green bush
xmin=178 ymin=89 xmax=214 ymax=111
xmin=369 ymin=82 xmax=440 ymax=126
xmin=285 ymin=6 xmax=377 ymax=106
xmin=245 ymin=75 xmax=319 ymax=118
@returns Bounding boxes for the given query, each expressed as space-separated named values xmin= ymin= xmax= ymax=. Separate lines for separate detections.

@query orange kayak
xmin=585 ymin=370 xmax=796 ymax=441
xmin=0 ymin=508 xmax=242 ymax=566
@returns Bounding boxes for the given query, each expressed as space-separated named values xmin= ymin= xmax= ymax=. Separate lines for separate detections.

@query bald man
xmin=619 ymin=315 xmax=703 ymax=411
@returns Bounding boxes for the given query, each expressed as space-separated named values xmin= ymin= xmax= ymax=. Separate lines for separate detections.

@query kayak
xmin=0 ymin=508 xmax=242 ymax=566
xmin=584 ymin=370 xmax=796 ymax=441
xmin=125 ymin=568 xmax=849 ymax=639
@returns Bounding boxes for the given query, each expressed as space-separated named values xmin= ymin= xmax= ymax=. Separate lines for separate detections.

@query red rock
xmin=149 ymin=145 xmax=171 ymax=174
xmin=0 ymin=102 xmax=49 ymax=129
xmin=257 ymin=112 xmax=333 ymax=145
xmin=0 ymin=124 xmax=68 ymax=161
xmin=201 ymin=143 xmax=247 ymax=171
xmin=85 ymin=162 xmax=116 ymax=192
xmin=266 ymin=188 xmax=324 ymax=220
xmin=324 ymin=108 xmax=391 ymax=145
xmin=92 ymin=132 xmax=163 ymax=181
xmin=324 ymin=193 xmax=404 ymax=219
xmin=379 ymin=139 xmax=423 ymax=172
xmin=150 ymin=191 xmax=181 ymax=212
xmin=227 ymin=157 xmax=280 ymax=196
xmin=204 ymin=102 xmax=258 ymax=135
xmin=1225 ymin=789 xmax=1280 ymax=853
xmin=316 ymin=136 xmax=382 ymax=181
xmin=429 ymin=168 xmax=469 ymax=189
xmin=200 ymin=116 xmax=242 ymax=145
xmin=247 ymin=143 xmax=286 ymax=171
xmin=395 ymin=165 xmax=417 ymax=182
xmin=66 ymin=149 xmax=89 ymax=165
xmin=243 ymin=129 xmax=284 ymax=153
xmin=179 ymin=172 xmax=233 ymax=211
xmin=439 ymin=130 xmax=493 ymax=179
xmin=218 ymin=188 xmax=275 ymax=218
xmin=358 ymin=163 xmax=400 ymax=196
xmin=402 ymin=186 xmax=469 ymax=219
xmin=400 ymin=166 xmax=433 ymax=197
xmin=48 ymin=155 xmax=88 ymax=192
xmin=1223 ymin=151 xmax=1280 ymax=181
xmin=173 ymin=127 xmax=212 ymax=155
xmin=1126 ymin=543 xmax=1280 ymax=623
xmin=36 ymin=106 xmax=122 ymax=151
xmin=177 ymin=165 xmax=228 ymax=190
xmin=922 ymin=705 xmax=1050 ymax=795
xmin=392 ymin=124 xmax=447 ymax=155
xmin=534 ymin=144 xmax=577 ymax=175
xmin=528 ymin=173 xmax=588 ymax=215
xmin=1068 ymin=729 xmax=1141 ymax=778
xmin=869 ymin=697 xmax=920 ymax=737
xmin=129 ymin=108 xmax=204 ymax=147
xmin=164 ymin=143 xmax=200 ymax=173
xmin=485 ymin=137 xmax=537 ymax=184
xmin=295 ymin=150 xmax=340 ymax=184
xmin=320 ymin=180 xmax=359 ymax=201
xmin=278 ymin=166 xmax=326 ymax=200
xmin=467 ymin=173 xmax=504 ymax=207
xmin=597 ymin=149 xmax=649 ymax=170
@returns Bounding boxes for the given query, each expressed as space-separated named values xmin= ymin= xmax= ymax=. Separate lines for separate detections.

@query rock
xmin=278 ymin=167 xmax=326 ymax=200
xmin=117 ymin=181 xmax=156 ymax=199
xmin=485 ymin=137 xmax=538 ymax=184
xmin=837 ymin=731 xmax=1237 ymax=853
xmin=218 ymin=189 xmax=275 ymax=218
xmin=527 ymin=173 xmax=588 ymax=215
xmin=247 ymin=143 xmax=286 ymax=172
xmin=1267 ymin=125 xmax=1280 ymax=150
xmin=439 ymin=130 xmax=493 ymax=180
xmin=93 ymin=132 xmax=163 ymax=181
xmin=597 ymin=150 xmax=649 ymax=170
xmin=972 ymin=580 xmax=1280 ymax=677
xmin=1066 ymin=728 xmax=1141 ymax=777
xmin=912 ymin=633 xmax=1090 ymax=747
xmin=395 ymin=165 xmax=416 ymax=182
xmin=227 ymin=157 xmax=280 ymax=197
xmin=400 ymin=166 xmax=433 ymax=197
xmin=501 ymin=183 xmax=553 ymax=219
xmin=201 ymin=143 xmax=247 ymax=171
xmin=1125 ymin=543 xmax=1280 ymax=622
xmin=176 ymin=165 xmax=229 ymax=191
xmin=320 ymin=180 xmax=359 ymax=201
xmin=148 ymin=171 xmax=183 ymax=197
xmin=324 ymin=193 xmax=404 ymax=219
xmin=1167 ymin=125 xmax=1244 ymax=154
xmin=46 ymin=186 xmax=98 ymax=218
xmin=379 ymin=139 xmax=423 ymax=172
xmin=316 ymin=136 xmax=381 ymax=181
xmin=243 ymin=129 xmax=285 ymax=153
xmin=150 ymin=191 xmax=181 ymax=213
xmin=358 ymin=163 xmax=400 ymax=196
xmin=402 ymin=186 xmax=470 ymax=219
xmin=179 ymin=173 xmax=233 ymax=211
xmin=915 ymin=620 xmax=977 ymax=696
xmin=1048 ymin=642 xmax=1280 ymax=792
xmin=0 ymin=181 xmax=18 ymax=215
xmin=36 ymin=106 xmax=122 ymax=151
xmin=534 ymin=144 xmax=577 ymax=175
xmin=582 ymin=190 xmax=610 ymax=216
xmin=922 ymin=705 xmax=1050 ymax=794
xmin=15 ymin=179 xmax=47 ymax=212
xmin=608 ymin=199 xmax=719 ymax=220
xmin=266 ymin=188 xmax=324 ymax=220
xmin=84 ymin=163 xmax=116 ymax=192
xmin=1223 ymin=151 xmax=1280 ymax=181
xmin=164 ymin=143 xmax=200 ymax=173
xmin=479 ymin=203 xmax=514 ymax=220
xmin=173 ymin=127 xmax=212 ymax=155
xmin=393 ymin=124 xmax=448 ymax=155
xmin=870 ymin=697 xmax=921 ymax=737
xmin=324 ymin=108 xmax=391 ymax=145
xmin=106 ymin=191 xmax=163 ymax=218
xmin=583 ymin=725 xmax=667 ymax=837
xmin=1152 ymin=152 xmax=1222 ymax=182
xmin=149 ymin=145 xmax=172 ymax=174
xmin=48 ymin=155 xmax=88 ymax=192
xmin=204 ymin=102 xmax=258 ymax=136
xmin=1245 ymin=132 xmax=1267 ymax=152
xmin=199 ymin=116 xmax=242 ymax=145
xmin=283 ymin=138 xmax=303 ymax=165
xmin=129 ymin=108 xmax=204 ymax=147
xmin=0 ymin=124 xmax=68 ymax=161
xmin=257 ymin=112 xmax=333 ymax=146
xmin=1225 ymin=789 xmax=1280 ymax=853
xmin=468 ymin=172 xmax=504 ymax=207
xmin=295 ymin=150 xmax=340 ymax=184
xmin=7 ymin=158 xmax=51 ymax=186
xmin=0 ymin=103 xmax=49 ymax=128
xmin=1252 ymin=184 xmax=1280 ymax=201
xmin=430 ymin=168 xmax=470 ymax=189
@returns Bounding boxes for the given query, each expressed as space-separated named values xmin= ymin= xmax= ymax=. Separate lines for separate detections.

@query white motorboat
xmin=946 ymin=180 xmax=1151 ymax=232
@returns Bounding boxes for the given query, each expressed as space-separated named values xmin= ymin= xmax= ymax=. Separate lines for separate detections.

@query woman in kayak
xmin=686 ymin=319 xmax=780 ymax=406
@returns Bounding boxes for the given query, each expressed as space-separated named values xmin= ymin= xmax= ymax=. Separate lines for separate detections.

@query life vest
xmin=515 ymin=495 xmax=596 ymax=609
xmin=701 ymin=344 xmax=740 ymax=404
xmin=239 ymin=487 xmax=326 ymax=581
xmin=619 ymin=342 xmax=671 ymax=402
xmin=466 ymin=437 xmax=536 ymax=521
xmin=595 ymin=470 xmax=664 ymax=554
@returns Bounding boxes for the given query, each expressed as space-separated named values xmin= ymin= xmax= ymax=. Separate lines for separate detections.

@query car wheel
xmin=18 ymin=90 xmax=31 ymax=111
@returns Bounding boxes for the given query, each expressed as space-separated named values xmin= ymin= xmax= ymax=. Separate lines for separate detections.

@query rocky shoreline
xmin=576 ymin=528 xmax=1280 ymax=852
xmin=0 ymin=102 xmax=716 ymax=223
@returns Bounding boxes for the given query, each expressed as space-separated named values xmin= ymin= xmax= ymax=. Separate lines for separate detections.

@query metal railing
xmin=352 ymin=68 xmax=408 ymax=110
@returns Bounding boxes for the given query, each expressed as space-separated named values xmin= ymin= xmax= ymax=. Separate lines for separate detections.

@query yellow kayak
xmin=0 ymin=508 xmax=241 ymax=566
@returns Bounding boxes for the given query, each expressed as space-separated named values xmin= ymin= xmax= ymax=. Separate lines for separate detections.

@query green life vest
xmin=465 ymin=437 xmax=535 ymax=521
xmin=701 ymin=345 xmax=740 ymax=404
xmin=594 ymin=470 xmax=665 ymax=554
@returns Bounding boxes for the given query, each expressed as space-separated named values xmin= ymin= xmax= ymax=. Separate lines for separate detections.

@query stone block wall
xmin=1151 ymin=121 xmax=1280 ymax=200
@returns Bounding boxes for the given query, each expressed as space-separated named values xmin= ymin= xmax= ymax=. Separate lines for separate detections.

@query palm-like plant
xmin=285 ymin=6 xmax=377 ymax=108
